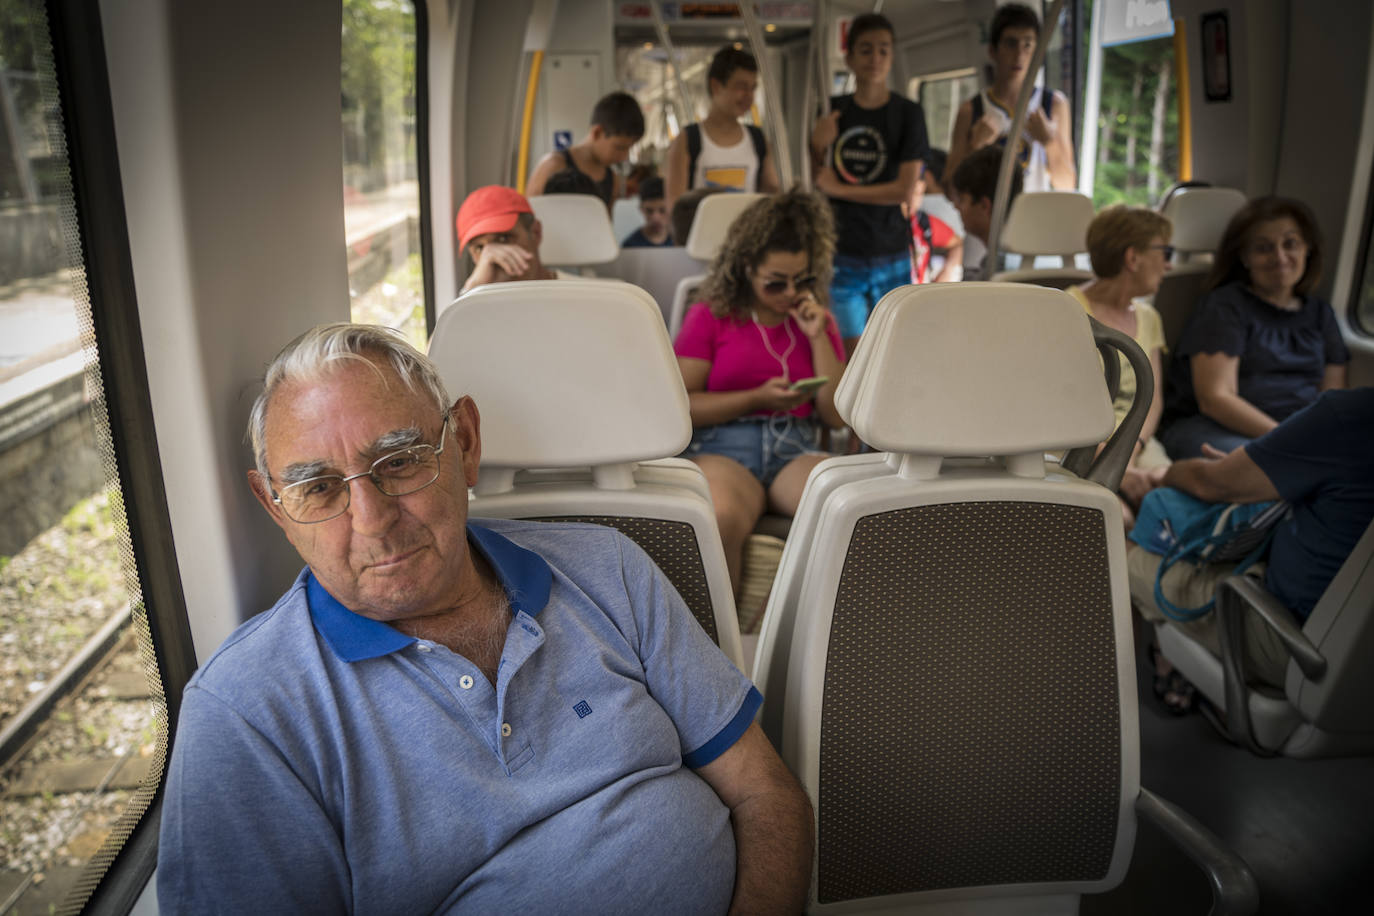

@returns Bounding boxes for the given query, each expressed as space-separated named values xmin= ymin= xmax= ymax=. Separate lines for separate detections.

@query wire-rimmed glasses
xmin=270 ymin=414 xmax=450 ymax=524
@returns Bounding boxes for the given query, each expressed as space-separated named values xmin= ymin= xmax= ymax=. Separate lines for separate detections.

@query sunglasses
xmin=757 ymin=274 xmax=817 ymax=295
xmin=1149 ymin=244 xmax=1176 ymax=260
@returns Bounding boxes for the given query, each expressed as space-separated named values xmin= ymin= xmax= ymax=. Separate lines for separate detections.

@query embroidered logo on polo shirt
xmin=573 ymin=700 xmax=593 ymax=719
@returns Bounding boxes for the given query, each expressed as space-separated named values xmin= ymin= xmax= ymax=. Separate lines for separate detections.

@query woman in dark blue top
xmin=1162 ymin=196 xmax=1349 ymax=458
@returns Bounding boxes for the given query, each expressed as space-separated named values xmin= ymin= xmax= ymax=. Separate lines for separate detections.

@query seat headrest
xmin=1001 ymin=191 xmax=1095 ymax=256
xmin=528 ymin=194 xmax=619 ymax=266
xmin=1162 ymin=187 xmax=1247 ymax=253
xmin=837 ymin=283 xmax=1115 ymax=455
xmin=428 ymin=280 xmax=691 ymax=467
xmin=686 ymin=193 xmax=765 ymax=261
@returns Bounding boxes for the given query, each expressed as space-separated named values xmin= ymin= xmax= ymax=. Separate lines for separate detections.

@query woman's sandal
xmin=1149 ymin=643 xmax=1198 ymax=716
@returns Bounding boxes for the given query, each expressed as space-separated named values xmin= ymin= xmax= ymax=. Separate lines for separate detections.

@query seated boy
xmin=527 ymin=92 xmax=645 ymax=209
xmin=622 ymin=176 xmax=672 ymax=248
xmin=948 ymin=146 xmax=1023 ymax=280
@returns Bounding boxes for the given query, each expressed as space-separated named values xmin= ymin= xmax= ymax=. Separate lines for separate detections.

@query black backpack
xmin=685 ymin=123 xmax=767 ymax=190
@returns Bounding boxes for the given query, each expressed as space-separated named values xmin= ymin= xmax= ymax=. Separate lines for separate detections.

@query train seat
xmin=528 ymin=193 xmax=620 ymax=271
xmin=598 ymin=246 xmax=701 ymax=326
xmin=1154 ymin=187 xmax=1247 ymax=351
xmin=668 ymin=192 xmax=764 ymax=338
xmin=427 ymin=279 xmax=745 ymax=669
xmin=754 ymin=283 xmax=1255 ymax=913
xmin=1154 ymin=517 xmax=1374 ymax=758
xmin=611 ymin=197 xmax=642 ymax=242
xmin=989 ymin=191 xmax=1094 ymax=289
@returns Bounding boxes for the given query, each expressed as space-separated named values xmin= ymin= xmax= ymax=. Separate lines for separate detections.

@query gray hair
xmin=248 ymin=323 xmax=451 ymax=477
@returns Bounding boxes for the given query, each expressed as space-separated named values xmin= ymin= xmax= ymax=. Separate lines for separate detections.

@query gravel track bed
xmin=1 ymin=491 xmax=131 ymax=728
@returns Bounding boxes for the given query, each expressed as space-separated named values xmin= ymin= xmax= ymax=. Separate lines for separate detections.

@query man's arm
xmin=943 ymin=99 xmax=978 ymax=189
xmin=525 ymin=151 xmax=561 ymax=198
xmin=159 ymin=687 xmax=350 ymax=913
xmin=665 ymin=132 xmax=689 ymax=214
xmin=696 ymin=722 xmax=814 ymax=915
xmin=758 ymin=145 xmax=781 ymax=193
xmin=816 ymin=159 xmax=922 ymax=206
xmin=1161 ymin=444 xmax=1281 ymax=505
xmin=1032 ymin=92 xmax=1077 ymax=190
xmin=1322 ymin=362 xmax=1348 ymax=391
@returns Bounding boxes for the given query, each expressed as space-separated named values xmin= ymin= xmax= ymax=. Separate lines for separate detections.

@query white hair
xmin=248 ymin=323 xmax=451 ymax=477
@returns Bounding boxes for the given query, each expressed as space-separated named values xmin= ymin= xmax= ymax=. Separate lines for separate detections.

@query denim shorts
xmin=684 ymin=415 xmax=822 ymax=486
xmin=830 ymin=250 xmax=914 ymax=339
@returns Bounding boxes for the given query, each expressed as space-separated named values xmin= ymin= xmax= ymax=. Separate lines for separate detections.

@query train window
xmin=1087 ymin=31 xmax=1180 ymax=208
xmin=910 ymin=69 xmax=980 ymax=152
xmin=1 ymin=1 xmax=174 ymax=910
xmin=342 ymin=0 xmax=425 ymax=346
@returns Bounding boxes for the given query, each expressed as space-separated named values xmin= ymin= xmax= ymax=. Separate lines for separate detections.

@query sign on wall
xmin=1101 ymin=0 xmax=1174 ymax=47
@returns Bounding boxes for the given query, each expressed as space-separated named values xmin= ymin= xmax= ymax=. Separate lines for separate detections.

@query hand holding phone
xmin=789 ymin=376 xmax=828 ymax=394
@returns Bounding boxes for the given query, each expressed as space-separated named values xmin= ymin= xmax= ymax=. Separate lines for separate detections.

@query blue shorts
xmin=830 ymin=250 xmax=913 ymax=339
xmin=684 ymin=416 xmax=822 ymax=487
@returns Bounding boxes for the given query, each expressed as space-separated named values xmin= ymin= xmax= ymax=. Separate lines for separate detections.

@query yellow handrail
xmin=1173 ymin=18 xmax=1192 ymax=182
xmin=516 ymin=50 xmax=545 ymax=194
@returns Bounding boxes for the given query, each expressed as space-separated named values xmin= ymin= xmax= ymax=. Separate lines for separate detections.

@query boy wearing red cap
xmin=456 ymin=186 xmax=564 ymax=293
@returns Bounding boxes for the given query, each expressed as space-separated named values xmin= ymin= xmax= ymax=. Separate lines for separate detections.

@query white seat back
xmin=1001 ymin=191 xmax=1095 ymax=257
xmin=611 ymin=197 xmax=642 ymax=243
xmin=684 ymin=192 xmax=764 ymax=261
xmin=528 ymin=194 xmax=619 ymax=266
xmin=429 ymin=280 xmax=688 ymax=475
xmin=598 ymin=246 xmax=702 ymax=327
xmin=759 ymin=284 xmax=1141 ymax=911
xmin=1161 ymin=186 xmax=1247 ymax=256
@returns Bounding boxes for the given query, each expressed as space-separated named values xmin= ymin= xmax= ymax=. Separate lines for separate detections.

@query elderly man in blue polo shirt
xmin=158 ymin=324 xmax=812 ymax=914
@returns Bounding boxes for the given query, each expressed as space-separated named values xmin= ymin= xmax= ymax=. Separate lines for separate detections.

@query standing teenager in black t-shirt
xmin=811 ymin=13 xmax=929 ymax=356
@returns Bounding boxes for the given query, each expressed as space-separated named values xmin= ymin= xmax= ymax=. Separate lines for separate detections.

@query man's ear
xmin=450 ymin=396 xmax=482 ymax=487
xmin=589 ymin=124 xmax=606 ymax=142
xmin=248 ymin=470 xmax=290 ymax=530
xmin=530 ymin=218 xmax=543 ymax=247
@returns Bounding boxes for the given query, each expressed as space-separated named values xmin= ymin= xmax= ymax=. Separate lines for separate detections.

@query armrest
xmin=1135 ymin=788 xmax=1260 ymax=916
xmin=1214 ymin=575 xmax=1325 ymax=756
xmin=1061 ymin=317 xmax=1152 ymax=490
xmin=1216 ymin=576 xmax=1326 ymax=680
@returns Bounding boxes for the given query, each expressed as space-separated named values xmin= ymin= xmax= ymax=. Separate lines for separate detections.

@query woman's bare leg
xmin=767 ymin=453 xmax=830 ymax=517
xmin=690 ymin=453 xmax=766 ymax=596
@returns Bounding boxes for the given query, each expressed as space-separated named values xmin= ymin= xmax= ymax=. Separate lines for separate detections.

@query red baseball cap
xmin=456 ymin=186 xmax=533 ymax=252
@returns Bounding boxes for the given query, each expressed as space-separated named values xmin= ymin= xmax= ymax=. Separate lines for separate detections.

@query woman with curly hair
xmin=673 ymin=189 xmax=846 ymax=593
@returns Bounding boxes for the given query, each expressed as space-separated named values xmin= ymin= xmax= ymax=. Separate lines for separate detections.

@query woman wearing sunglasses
xmin=673 ymin=189 xmax=846 ymax=595
xmin=1064 ymin=205 xmax=1175 ymax=526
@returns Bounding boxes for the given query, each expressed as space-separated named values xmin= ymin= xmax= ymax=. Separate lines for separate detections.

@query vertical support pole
xmin=738 ymin=0 xmax=793 ymax=188
xmin=1174 ymin=18 xmax=1193 ymax=182
xmin=1077 ymin=0 xmax=1106 ymax=198
xmin=515 ymin=50 xmax=544 ymax=194
xmin=648 ymin=0 xmax=695 ymax=134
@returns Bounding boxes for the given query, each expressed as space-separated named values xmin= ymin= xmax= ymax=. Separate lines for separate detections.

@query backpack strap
xmin=685 ymin=123 xmax=702 ymax=190
xmin=746 ymin=124 xmax=766 ymax=167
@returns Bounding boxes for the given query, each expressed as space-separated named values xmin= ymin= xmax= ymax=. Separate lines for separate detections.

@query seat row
xmin=426 ymin=277 xmax=1261 ymax=913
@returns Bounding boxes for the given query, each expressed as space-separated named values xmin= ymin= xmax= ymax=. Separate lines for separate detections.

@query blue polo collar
xmin=307 ymin=522 xmax=553 ymax=662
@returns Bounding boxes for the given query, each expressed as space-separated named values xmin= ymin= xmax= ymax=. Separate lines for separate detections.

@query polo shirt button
xmin=501 ymin=723 xmax=512 ymax=737
xmin=459 ymin=674 xmax=474 ymax=689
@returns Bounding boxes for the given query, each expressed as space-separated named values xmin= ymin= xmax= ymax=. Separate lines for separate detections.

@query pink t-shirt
xmin=673 ymin=302 xmax=845 ymax=419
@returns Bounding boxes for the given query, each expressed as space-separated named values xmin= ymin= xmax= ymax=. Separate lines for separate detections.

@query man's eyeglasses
xmin=270 ymin=415 xmax=450 ymax=524
xmin=1149 ymin=244 xmax=1176 ymax=260
xmin=757 ymin=274 xmax=817 ymax=296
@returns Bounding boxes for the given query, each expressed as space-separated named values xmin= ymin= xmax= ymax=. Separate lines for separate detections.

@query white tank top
xmin=692 ymin=123 xmax=761 ymax=192
xmin=977 ymin=85 xmax=1051 ymax=192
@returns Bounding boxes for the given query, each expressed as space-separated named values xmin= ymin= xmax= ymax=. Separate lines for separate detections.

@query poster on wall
xmin=1201 ymin=11 xmax=1232 ymax=102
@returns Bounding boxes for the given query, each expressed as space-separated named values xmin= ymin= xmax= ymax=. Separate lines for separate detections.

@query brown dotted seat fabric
xmin=531 ymin=515 xmax=718 ymax=645
xmin=817 ymin=501 xmax=1121 ymax=904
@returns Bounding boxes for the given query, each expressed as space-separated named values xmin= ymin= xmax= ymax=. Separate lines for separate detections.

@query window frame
xmin=43 ymin=0 xmax=197 ymax=910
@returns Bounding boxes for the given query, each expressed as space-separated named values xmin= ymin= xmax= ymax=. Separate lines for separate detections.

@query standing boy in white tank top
xmin=665 ymin=45 xmax=780 ymax=213
xmin=944 ymin=2 xmax=1076 ymax=193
